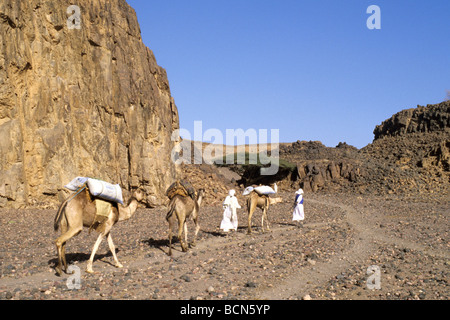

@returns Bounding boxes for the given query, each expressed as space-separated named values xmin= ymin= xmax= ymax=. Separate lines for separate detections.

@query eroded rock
xmin=0 ymin=0 xmax=180 ymax=208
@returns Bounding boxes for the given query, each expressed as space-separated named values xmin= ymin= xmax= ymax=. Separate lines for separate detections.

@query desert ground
xmin=0 ymin=191 xmax=448 ymax=301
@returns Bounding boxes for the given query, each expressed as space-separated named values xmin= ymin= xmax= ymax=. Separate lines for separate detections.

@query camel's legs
xmin=55 ymin=226 xmax=82 ymax=275
xmin=168 ymin=218 xmax=174 ymax=256
xmin=107 ymin=233 xmax=123 ymax=268
xmin=247 ymin=202 xmax=257 ymax=234
xmin=86 ymin=233 xmax=104 ymax=273
xmin=178 ymin=218 xmax=188 ymax=252
xmin=61 ymin=242 xmax=68 ymax=272
xmin=55 ymin=244 xmax=63 ymax=276
xmin=190 ymin=218 xmax=200 ymax=247
xmin=176 ymin=217 xmax=184 ymax=241
xmin=59 ymin=223 xmax=69 ymax=274
xmin=261 ymin=208 xmax=265 ymax=232
xmin=183 ymin=221 xmax=188 ymax=249
xmin=262 ymin=207 xmax=271 ymax=232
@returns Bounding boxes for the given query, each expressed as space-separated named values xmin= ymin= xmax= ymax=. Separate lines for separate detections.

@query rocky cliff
xmin=361 ymin=101 xmax=450 ymax=195
xmin=279 ymin=141 xmax=366 ymax=193
xmin=373 ymin=101 xmax=450 ymax=139
xmin=275 ymin=101 xmax=449 ymax=197
xmin=0 ymin=0 xmax=180 ymax=208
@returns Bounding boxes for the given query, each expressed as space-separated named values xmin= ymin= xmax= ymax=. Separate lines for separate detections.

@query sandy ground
xmin=0 ymin=192 xmax=448 ymax=300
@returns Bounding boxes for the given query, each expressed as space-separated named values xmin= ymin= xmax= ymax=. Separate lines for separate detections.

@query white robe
xmin=220 ymin=195 xmax=241 ymax=232
xmin=292 ymin=194 xmax=304 ymax=221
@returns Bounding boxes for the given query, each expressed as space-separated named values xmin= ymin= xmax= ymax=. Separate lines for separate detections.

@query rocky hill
xmin=360 ymin=101 xmax=449 ymax=196
xmin=0 ymin=0 xmax=179 ymax=208
xmin=213 ymin=101 xmax=449 ymax=199
xmin=280 ymin=101 xmax=449 ymax=197
xmin=373 ymin=102 xmax=450 ymax=139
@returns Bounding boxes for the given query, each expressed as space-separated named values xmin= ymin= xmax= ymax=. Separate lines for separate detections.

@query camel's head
xmin=197 ymin=189 xmax=205 ymax=198
xmin=270 ymin=197 xmax=283 ymax=205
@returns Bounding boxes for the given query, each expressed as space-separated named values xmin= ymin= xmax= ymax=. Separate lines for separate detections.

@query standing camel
xmin=246 ymin=191 xmax=283 ymax=234
xmin=166 ymin=189 xmax=204 ymax=256
xmin=53 ymin=187 xmax=144 ymax=275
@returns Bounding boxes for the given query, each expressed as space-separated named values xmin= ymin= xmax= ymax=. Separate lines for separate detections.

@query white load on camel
xmin=242 ymin=183 xmax=277 ymax=196
xmin=64 ymin=177 xmax=124 ymax=205
xmin=64 ymin=176 xmax=88 ymax=191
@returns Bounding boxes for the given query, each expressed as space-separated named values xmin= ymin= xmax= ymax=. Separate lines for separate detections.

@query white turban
xmin=229 ymin=189 xmax=236 ymax=197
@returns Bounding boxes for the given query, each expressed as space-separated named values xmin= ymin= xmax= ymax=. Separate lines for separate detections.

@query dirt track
xmin=0 ymin=192 xmax=448 ymax=300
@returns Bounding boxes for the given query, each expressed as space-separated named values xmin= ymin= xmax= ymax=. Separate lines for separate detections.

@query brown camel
xmin=53 ymin=187 xmax=144 ymax=275
xmin=166 ymin=189 xmax=204 ymax=256
xmin=246 ymin=191 xmax=283 ymax=234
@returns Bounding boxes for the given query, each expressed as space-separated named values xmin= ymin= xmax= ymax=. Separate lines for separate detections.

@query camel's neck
xmin=197 ymin=194 xmax=203 ymax=207
xmin=119 ymin=198 xmax=138 ymax=221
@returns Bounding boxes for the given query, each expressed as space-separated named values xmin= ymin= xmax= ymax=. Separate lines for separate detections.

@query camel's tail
xmin=54 ymin=198 xmax=69 ymax=231
xmin=166 ymin=198 xmax=176 ymax=221
xmin=54 ymin=186 xmax=88 ymax=231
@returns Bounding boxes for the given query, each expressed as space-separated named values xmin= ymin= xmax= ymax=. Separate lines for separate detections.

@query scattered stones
xmin=307 ymin=259 xmax=316 ymax=266
xmin=180 ymin=274 xmax=192 ymax=283
xmin=0 ymin=191 xmax=447 ymax=300
xmin=245 ymin=281 xmax=258 ymax=288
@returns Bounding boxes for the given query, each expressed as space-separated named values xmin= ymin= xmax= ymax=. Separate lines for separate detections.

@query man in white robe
xmin=292 ymin=188 xmax=304 ymax=223
xmin=220 ymin=190 xmax=241 ymax=232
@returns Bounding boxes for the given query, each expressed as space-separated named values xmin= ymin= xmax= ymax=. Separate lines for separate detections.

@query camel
xmin=246 ymin=191 xmax=283 ymax=234
xmin=53 ymin=187 xmax=144 ymax=275
xmin=166 ymin=189 xmax=204 ymax=256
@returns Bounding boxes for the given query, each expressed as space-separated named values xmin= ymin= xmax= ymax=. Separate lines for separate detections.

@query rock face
xmin=277 ymin=102 xmax=450 ymax=197
xmin=374 ymin=101 xmax=450 ymax=140
xmin=365 ymin=101 xmax=450 ymax=176
xmin=279 ymin=141 xmax=364 ymax=193
xmin=296 ymin=160 xmax=361 ymax=193
xmin=0 ymin=0 xmax=180 ymax=208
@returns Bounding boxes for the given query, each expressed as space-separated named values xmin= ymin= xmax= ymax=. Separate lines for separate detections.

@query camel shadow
xmin=141 ymin=236 xmax=205 ymax=256
xmin=278 ymin=222 xmax=299 ymax=227
xmin=202 ymin=230 xmax=227 ymax=237
xmin=141 ymin=238 xmax=171 ymax=254
xmin=48 ymin=251 xmax=117 ymax=274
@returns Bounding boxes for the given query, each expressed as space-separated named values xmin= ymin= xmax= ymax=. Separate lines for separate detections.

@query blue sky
xmin=126 ymin=0 xmax=449 ymax=148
